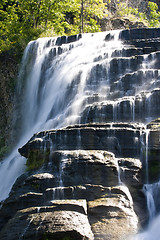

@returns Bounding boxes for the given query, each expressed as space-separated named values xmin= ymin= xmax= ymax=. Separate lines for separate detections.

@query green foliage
xmin=114 ymin=0 xmax=160 ymax=28
xmin=31 ymin=183 xmax=40 ymax=190
xmin=148 ymin=1 xmax=160 ymax=27
xmin=0 ymin=0 xmax=42 ymax=54
xmin=1 ymin=0 xmax=160 ymax=55
xmin=116 ymin=1 xmax=147 ymax=25
xmin=74 ymin=0 xmax=105 ymax=33
xmin=0 ymin=0 xmax=107 ymax=54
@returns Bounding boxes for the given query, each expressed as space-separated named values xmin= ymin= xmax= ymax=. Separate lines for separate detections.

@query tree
xmin=73 ymin=0 xmax=106 ymax=33
xmin=0 ymin=0 xmax=19 ymax=53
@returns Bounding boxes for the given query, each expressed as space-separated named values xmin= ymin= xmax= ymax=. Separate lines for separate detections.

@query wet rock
xmin=0 ymin=173 xmax=56 ymax=231
xmin=45 ymin=184 xmax=112 ymax=202
xmin=49 ymin=150 xmax=119 ymax=187
xmin=55 ymin=34 xmax=82 ymax=46
xmin=0 ymin=200 xmax=94 ymax=240
xmin=118 ymin=158 xmax=142 ymax=188
xmin=81 ymin=87 xmax=160 ymax=124
xmin=18 ymin=123 xmax=145 ymax=160
xmin=0 ymin=192 xmax=43 ymax=232
xmin=0 ymin=150 xmax=144 ymax=236
xmin=120 ymin=28 xmax=160 ymax=41
xmin=147 ymin=118 xmax=160 ymax=130
xmin=143 ymin=118 xmax=160 ymax=182
xmin=88 ymin=185 xmax=138 ymax=240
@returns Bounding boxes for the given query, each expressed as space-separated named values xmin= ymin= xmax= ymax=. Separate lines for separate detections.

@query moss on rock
xmin=26 ymin=150 xmax=50 ymax=171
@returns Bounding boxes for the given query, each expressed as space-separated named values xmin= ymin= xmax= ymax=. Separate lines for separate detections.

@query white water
xmin=145 ymin=129 xmax=150 ymax=183
xmin=0 ymin=30 xmax=122 ymax=202
xmin=131 ymin=215 xmax=160 ymax=240
xmin=132 ymin=131 xmax=160 ymax=240
xmin=143 ymin=184 xmax=156 ymax=223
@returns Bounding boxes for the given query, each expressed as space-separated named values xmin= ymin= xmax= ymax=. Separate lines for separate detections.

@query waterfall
xmin=132 ymin=128 xmax=160 ymax=239
xmin=0 ymin=30 xmax=122 ymax=202
xmin=132 ymin=215 xmax=160 ymax=240
xmin=143 ymin=184 xmax=156 ymax=223
xmin=1 ymin=28 xmax=160 ymax=239
xmin=133 ymin=180 xmax=160 ymax=240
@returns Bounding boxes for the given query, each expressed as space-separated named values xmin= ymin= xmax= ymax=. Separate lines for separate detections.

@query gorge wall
xmin=0 ymin=51 xmax=20 ymax=159
xmin=1 ymin=28 xmax=160 ymax=240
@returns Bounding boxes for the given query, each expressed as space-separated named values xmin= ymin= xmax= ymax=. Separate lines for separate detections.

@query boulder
xmin=88 ymin=185 xmax=139 ymax=240
xmin=0 ymin=200 xmax=94 ymax=240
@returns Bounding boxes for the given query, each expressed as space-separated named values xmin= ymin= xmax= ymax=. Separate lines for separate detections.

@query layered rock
xmin=0 ymin=150 xmax=144 ymax=240
xmin=19 ymin=123 xmax=145 ymax=160
xmin=81 ymin=88 xmax=160 ymax=124
xmin=0 ymin=52 xmax=19 ymax=158
xmin=0 ymin=200 xmax=93 ymax=240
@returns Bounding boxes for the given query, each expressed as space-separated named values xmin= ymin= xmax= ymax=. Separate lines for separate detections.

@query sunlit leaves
xmin=73 ymin=0 xmax=106 ymax=33
xmin=148 ymin=1 xmax=160 ymax=27
xmin=1 ymin=0 xmax=160 ymax=54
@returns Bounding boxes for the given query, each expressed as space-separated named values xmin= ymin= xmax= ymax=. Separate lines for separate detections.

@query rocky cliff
xmin=0 ymin=51 xmax=21 ymax=159
xmin=1 ymin=28 xmax=160 ymax=240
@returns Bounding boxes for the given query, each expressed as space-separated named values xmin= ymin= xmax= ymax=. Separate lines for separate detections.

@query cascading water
xmin=1 ymin=28 xmax=160 ymax=239
xmin=0 ymin=30 xmax=122 ymax=202
xmin=132 ymin=129 xmax=160 ymax=239
xmin=143 ymin=183 xmax=156 ymax=223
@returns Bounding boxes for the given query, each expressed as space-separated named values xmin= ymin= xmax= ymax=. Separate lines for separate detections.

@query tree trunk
xmin=45 ymin=4 xmax=52 ymax=28
xmin=81 ymin=0 xmax=84 ymax=33
xmin=35 ymin=0 xmax=42 ymax=28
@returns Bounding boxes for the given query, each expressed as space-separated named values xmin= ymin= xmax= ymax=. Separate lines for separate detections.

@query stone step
xmin=18 ymin=123 xmax=145 ymax=160
xmin=111 ymin=47 xmax=143 ymax=58
xmin=72 ymin=69 xmax=160 ymax=116
xmin=124 ymin=39 xmax=160 ymax=51
xmin=111 ymin=46 xmax=157 ymax=58
xmin=109 ymin=69 xmax=160 ymax=98
xmin=44 ymin=34 xmax=82 ymax=47
xmin=119 ymin=28 xmax=160 ymax=41
xmin=143 ymin=119 xmax=160 ymax=183
xmin=81 ymin=88 xmax=160 ymax=124
xmin=87 ymin=52 xmax=160 ymax=88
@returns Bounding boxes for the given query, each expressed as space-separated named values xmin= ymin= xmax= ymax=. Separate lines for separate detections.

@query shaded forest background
xmin=0 ymin=0 xmax=160 ymax=160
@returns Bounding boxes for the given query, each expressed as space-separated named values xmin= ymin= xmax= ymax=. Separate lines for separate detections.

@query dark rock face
xmin=120 ymin=28 xmax=160 ymax=41
xmin=0 ymin=52 xmax=19 ymax=156
xmin=143 ymin=119 xmax=160 ymax=183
